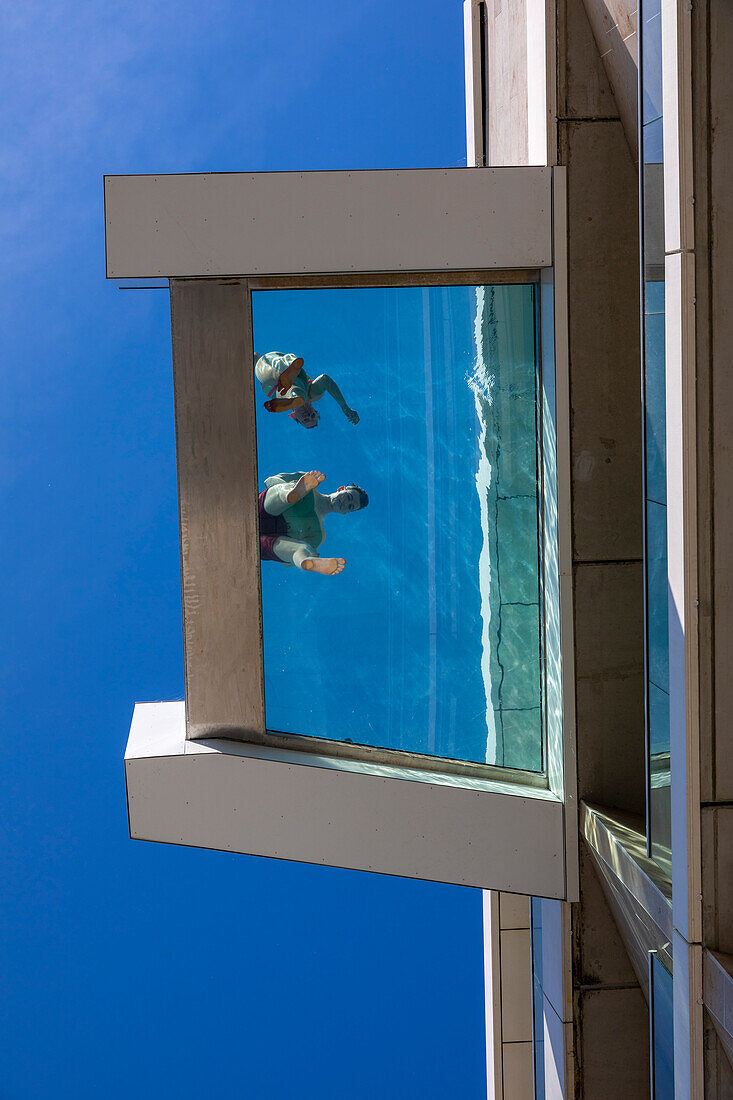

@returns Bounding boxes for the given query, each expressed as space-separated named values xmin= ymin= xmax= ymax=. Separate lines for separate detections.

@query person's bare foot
xmin=276 ymin=357 xmax=304 ymax=394
xmin=264 ymin=395 xmax=304 ymax=413
xmin=288 ymin=470 xmax=325 ymax=504
xmin=302 ymin=556 xmax=346 ymax=575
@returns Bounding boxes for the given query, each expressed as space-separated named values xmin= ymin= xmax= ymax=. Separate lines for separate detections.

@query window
xmin=253 ymin=282 xmax=543 ymax=772
xmin=649 ymin=951 xmax=674 ymax=1097
xmin=640 ymin=0 xmax=671 ymax=870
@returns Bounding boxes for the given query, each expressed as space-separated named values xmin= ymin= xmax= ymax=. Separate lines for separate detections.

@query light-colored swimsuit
xmin=260 ymin=472 xmax=330 ymax=568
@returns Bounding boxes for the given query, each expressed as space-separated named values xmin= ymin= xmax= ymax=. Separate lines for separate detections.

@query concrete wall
xmin=556 ymin=0 xmax=648 ymax=1092
xmin=486 ymin=0 xmax=530 ymax=164
xmin=690 ymin=0 xmax=733 ymax=1090
xmin=580 ymin=0 xmax=638 ymax=160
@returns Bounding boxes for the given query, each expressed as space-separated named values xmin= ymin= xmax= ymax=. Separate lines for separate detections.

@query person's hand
xmin=345 ymin=408 xmax=360 ymax=425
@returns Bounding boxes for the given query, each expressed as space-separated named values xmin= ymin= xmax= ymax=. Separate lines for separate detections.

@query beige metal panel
xmin=170 ymin=279 xmax=264 ymax=740
xmin=125 ymin=703 xmax=568 ymax=895
xmin=501 ymin=1041 xmax=534 ymax=1097
xmin=499 ymin=892 xmax=531 ymax=929
xmin=104 ymin=168 xmax=553 ymax=279
xmin=500 ymin=928 xmax=534 ymax=1042
xmin=661 ymin=0 xmax=694 ymax=253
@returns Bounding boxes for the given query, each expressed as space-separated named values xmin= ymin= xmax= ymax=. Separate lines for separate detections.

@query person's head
xmin=331 ymin=484 xmax=369 ymax=514
xmin=290 ymin=403 xmax=320 ymax=429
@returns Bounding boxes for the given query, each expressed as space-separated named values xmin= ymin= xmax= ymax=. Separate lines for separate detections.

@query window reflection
xmin=641 ymin=0 xmax=670 ymax=864
xmin=252 ymin=284 xmax=544 ymax=770
xmin=650 ymin=952 xmax=674 ymax=1098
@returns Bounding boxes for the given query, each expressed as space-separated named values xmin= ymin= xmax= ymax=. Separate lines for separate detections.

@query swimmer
xmin=254 ymin=351 xmax=360 ymax=429
xmin=258 ymin=470 xmax=369 ymax=574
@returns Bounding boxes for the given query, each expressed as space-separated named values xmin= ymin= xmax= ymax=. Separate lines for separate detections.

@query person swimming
xmin=259 ymin=470 xmax=368 ymax=574
xmin=254 ymin=351 xmax=359 ymax=429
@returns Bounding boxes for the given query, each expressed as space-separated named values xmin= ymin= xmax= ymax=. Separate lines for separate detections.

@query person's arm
xmin=309 ymin=374 xmax=359 ymax=424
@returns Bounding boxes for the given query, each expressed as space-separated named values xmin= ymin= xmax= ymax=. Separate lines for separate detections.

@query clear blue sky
xmin=1 ymin=3 xmax=487 ymax=1098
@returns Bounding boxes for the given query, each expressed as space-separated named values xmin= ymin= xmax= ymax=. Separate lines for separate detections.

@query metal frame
xmin=171 ymin=267 xmax=552 ymax=788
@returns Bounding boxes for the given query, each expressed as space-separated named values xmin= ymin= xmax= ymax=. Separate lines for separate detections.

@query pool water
xmin=253 ymin=283 xmax=542 ymax=771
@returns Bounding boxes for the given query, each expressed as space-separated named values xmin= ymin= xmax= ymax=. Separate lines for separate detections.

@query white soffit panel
xmin=104 ymin=168 xmax=553 ymax=279
xmin=125 ymin=703 xmax=567 ymax=897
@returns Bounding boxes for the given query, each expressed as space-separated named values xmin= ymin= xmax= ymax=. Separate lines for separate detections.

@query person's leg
xmin=272 ymin=537 xmax=345 ymax=574
xmin=308 ymin=374 xmax=359 ymax=424
xmin=272 ymin=536 xmax=314 ymax=567
xmin=263 ymin=482 xmax=295 ymax=517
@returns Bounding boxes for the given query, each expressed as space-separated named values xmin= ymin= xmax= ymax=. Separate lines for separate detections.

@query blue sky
xmin=0 ymin=3 xmax=486 ymax=1098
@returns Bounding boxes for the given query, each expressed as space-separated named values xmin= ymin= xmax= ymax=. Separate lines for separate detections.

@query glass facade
xmin=252 ymin=283 xmax=546 ymax=771
xmin=649 ymin=952 xmax=674 ymax=1097
xmin=531 ymin=897 xmax=546 ymax=1099
xmin=641 ymin=0 xmax=671 ymax=866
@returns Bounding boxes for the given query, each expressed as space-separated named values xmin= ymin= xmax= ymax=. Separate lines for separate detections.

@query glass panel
xmin=643 ymin=119 xmax=664 ymax=284
xmin=642 ymin=4 xmax=663 ymax=125
xmin=649 ymin=682 xmax=671 ymax=873
xmin=641 ymin=0 xmax=669 ymax=869
xmin=646 ymin=500 xmax=669 ymax=691
xmin=252 ymin=284 xmax=544 ymax=770
xmin=540 ymin=276 xmax=563 ymax=796
xmin=531 ymin=897 xmax=546 ymax=1100
xmin=644 ymin=309 xmax=666 ymax=505
xmin=650 ymin=952 xmax=675 ymax=1098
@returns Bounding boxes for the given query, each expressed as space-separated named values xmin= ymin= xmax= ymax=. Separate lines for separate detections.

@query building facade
xmin=466 ymin=0 xmax=733 ymax=1094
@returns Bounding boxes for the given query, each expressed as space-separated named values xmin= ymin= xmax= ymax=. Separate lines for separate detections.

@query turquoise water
xmin=253 ymin=283 xmax=542 ymax=770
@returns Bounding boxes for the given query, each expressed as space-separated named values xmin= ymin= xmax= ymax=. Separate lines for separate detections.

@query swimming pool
xmin=253 ymin=282 xmax=543 ymax=771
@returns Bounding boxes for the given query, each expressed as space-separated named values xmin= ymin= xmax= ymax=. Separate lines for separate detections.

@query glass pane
xmin=650 ymin=953 xmax=674 ymax=1098
xmin=642 ymin=4 xmax=663 ymax=125
xmin=252 ymin=284 xmax=544 ymax=770
xmin=646 ymin=500 xmax=669 ymax=692
xmin=645 ymin=309 xmax=667 ymax=506
xmin=531 ymin=898 xmax=546 ymax=1100
xmin=649 ymin=682 xmax=671 ymax=872
xmin=643 ymin=119 xmax=664 ymax=283
xmin=641 ymin=0 xmax=669 ymax=869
